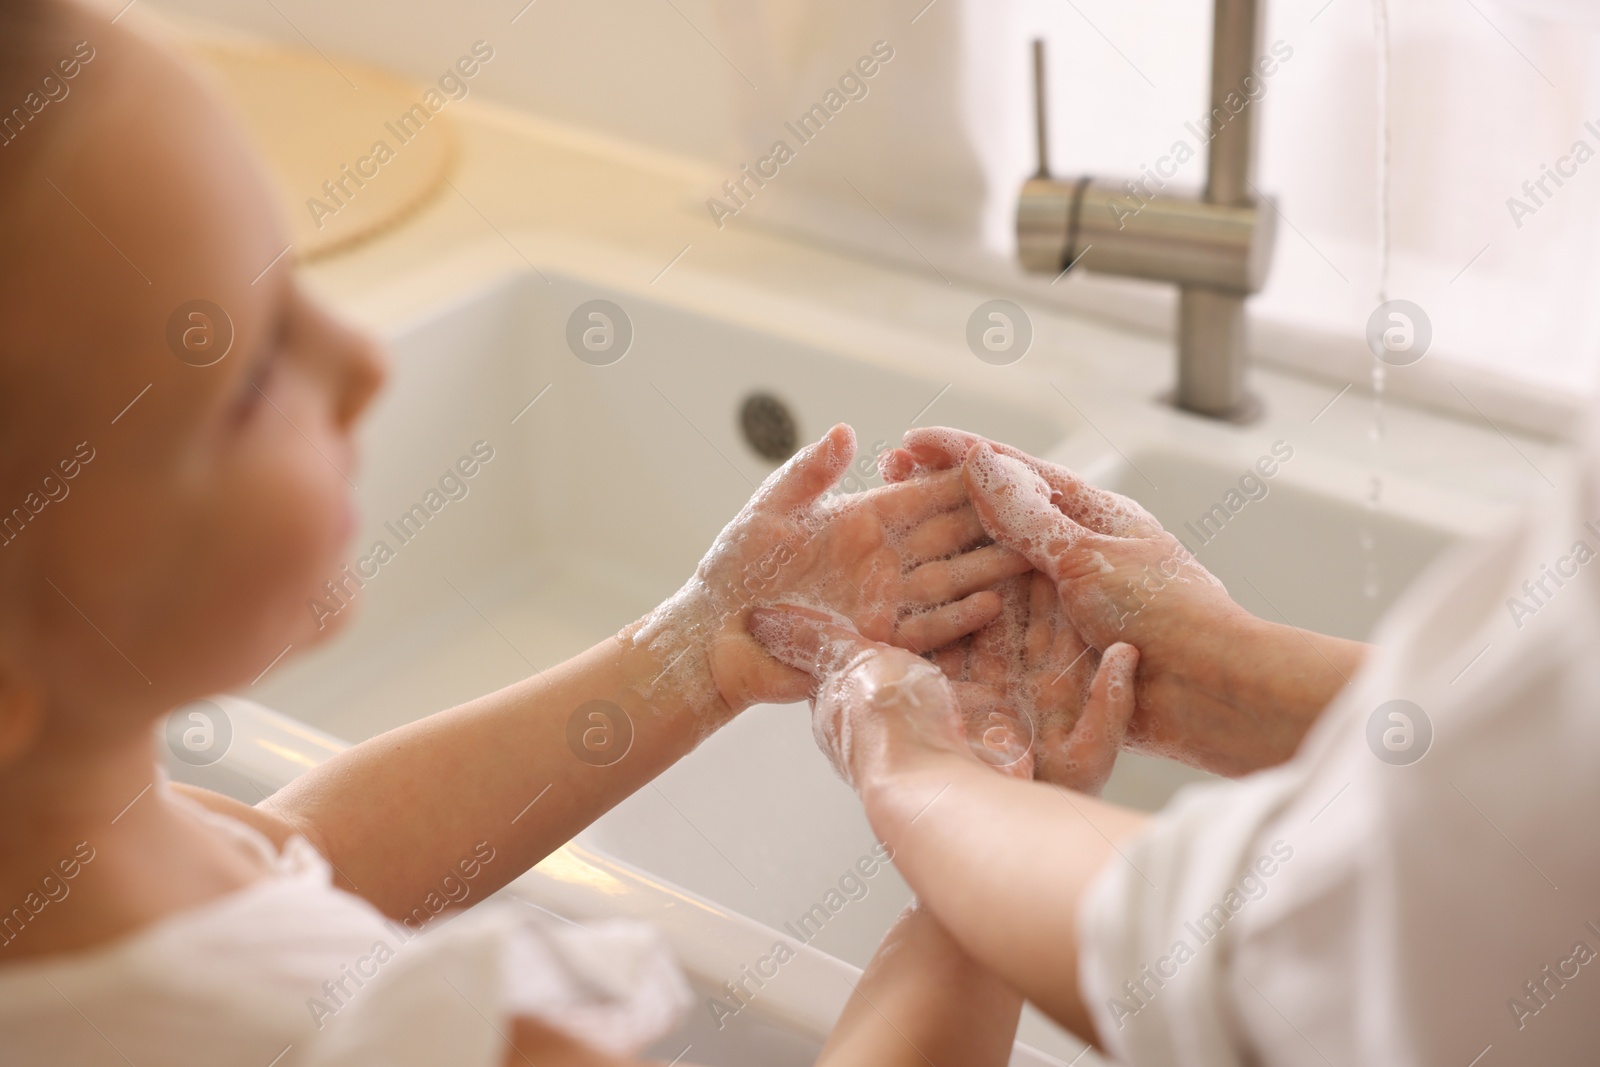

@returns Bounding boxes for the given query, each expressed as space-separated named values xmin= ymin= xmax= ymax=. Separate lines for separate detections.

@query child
xmin=0 ymin=2 xmax=1038 ymax=1063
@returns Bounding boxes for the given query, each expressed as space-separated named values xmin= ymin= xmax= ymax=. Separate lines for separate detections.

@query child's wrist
xmin=615 ymin=585 xmax=740 ymax=731
xmin=856 ymin=746 xmax=982 ymax=843
xmin=854 ymin=734 xmax=971 ymax=802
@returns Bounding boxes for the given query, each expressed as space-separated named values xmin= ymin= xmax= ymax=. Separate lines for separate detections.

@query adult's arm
xmin=885 ymin=429 xmax=1366 ymax=775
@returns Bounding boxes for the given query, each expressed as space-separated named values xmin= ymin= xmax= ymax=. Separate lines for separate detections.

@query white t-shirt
xmin=1079 ymin=448 xmax=1600 ymax=1064
xmin=0 ymin=800 xmax=689 ymax=1067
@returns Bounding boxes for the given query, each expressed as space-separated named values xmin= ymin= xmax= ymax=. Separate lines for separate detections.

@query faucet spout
xmin=1017 ymin=1 xmax=1274 ymax=422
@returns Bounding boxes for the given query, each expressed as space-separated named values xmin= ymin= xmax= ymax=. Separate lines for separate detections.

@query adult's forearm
xmin=1228 ymin=615 xmax=1368 ymax=749
xmin=1133 ymin=611 xmax=1369 ymax=777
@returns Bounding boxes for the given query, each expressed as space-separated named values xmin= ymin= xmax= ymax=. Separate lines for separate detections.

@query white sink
xmin=200 ymin=246 xmax=1525 ymax=1066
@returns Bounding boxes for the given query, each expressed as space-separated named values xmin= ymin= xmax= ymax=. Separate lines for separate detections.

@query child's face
xmin=0 ymin=19 xmax=385 ymax=729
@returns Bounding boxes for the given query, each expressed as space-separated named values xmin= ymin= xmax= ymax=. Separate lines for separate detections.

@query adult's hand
xmin=935 ymin=572 xmax=1139 ymax=794
xmin=626 ymin=424 xmax=1032 ymax=721
xmin=881 ymin=428 xmax=1366 ymax=776
xmin=747 ymin=604 xmax=1135 ymax=795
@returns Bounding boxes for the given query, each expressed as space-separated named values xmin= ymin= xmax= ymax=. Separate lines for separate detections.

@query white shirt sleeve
xmin=1078 ymin=457 xmax=1600 ymax=1066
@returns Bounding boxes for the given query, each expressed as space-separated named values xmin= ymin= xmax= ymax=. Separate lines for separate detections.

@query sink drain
xmin=739 ymin=392 xmax=799 ymax=463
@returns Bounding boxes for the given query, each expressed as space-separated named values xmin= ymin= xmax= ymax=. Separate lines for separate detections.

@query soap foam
xmin=624 ymin=424 xmax=979 ymax=737
xmin=963 ymin=447 xmax=1086 ymax=571
xmin=901 ymin=426 xmax=1160 ymax=539
xmin=750 ymin=604 xmax=965 ymax=786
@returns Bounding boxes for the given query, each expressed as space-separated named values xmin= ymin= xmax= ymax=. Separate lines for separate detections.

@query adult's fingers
xmin=758 ymin=423 xmax=857 ymax=515
xmin=952 ymin=681 xmax=1035 ymax=779
xmin=966 ymin=575 xmax=1028 ymax=691
xmin=901 ymin=427 xmax=1159 ymax=538
xmin=961 ymin=444 xmax=1093 ymax=581
xmin=898 ymin=427 xmax=989 ymax=472
xmin=930 ymin=640 xmax=968 ymax=680
xmin=878 ymin=446 xmax=923 ymax=484
xmin=1023 ymin=571 xmax=1057 ymax=664
xmin=893 ymin=590 xmax=1004 ymax=654
xmin=1058 ymin=642 xmax=1139 ymax=796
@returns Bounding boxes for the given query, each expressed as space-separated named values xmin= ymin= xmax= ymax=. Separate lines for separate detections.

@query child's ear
xmin=0 ymin=672 xmax=43 ymax=768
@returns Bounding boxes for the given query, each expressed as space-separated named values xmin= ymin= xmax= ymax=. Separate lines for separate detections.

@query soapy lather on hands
xmin=624 ymin=423 xmax=1035 ymax=728
xmin=878 ymin=427 xmax=1361 ymax=777
xmin=667 ymin=423 xmax=1145 ymax=795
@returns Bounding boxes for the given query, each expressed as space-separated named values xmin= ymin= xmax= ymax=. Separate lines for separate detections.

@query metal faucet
xmin=1017 ymin=0 xmax=1276 ymax=422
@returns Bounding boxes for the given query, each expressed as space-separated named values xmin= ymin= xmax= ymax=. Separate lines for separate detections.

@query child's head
xmin=0 ymin=1 xmax=386 ymax=762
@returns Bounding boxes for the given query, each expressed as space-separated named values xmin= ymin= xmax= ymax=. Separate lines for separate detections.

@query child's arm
xmin=814 ymin=903 xmax=1022 ymax=1067
xmin=853 ymin=733 xmax=1141 ymax=1043
xmin=749 ymin=605 xmax=1148 ymax=1046
xmin=243 ymin=426 xmax=1028 ymax=920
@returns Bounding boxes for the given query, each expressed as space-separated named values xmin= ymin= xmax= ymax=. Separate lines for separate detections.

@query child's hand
xmin=935 ymin=572 xmax=1139 ymax=794
xmin=627 ymin=425 xmax=1031 ymax=720
xmin=746 ymin=605 xmax=972 ymax=787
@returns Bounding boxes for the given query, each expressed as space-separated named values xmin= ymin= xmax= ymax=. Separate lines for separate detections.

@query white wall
xmin=149 ymin=0 xmax=1600 ymax=396
xmin=146 ymin=0 xmax=739 ymax=158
